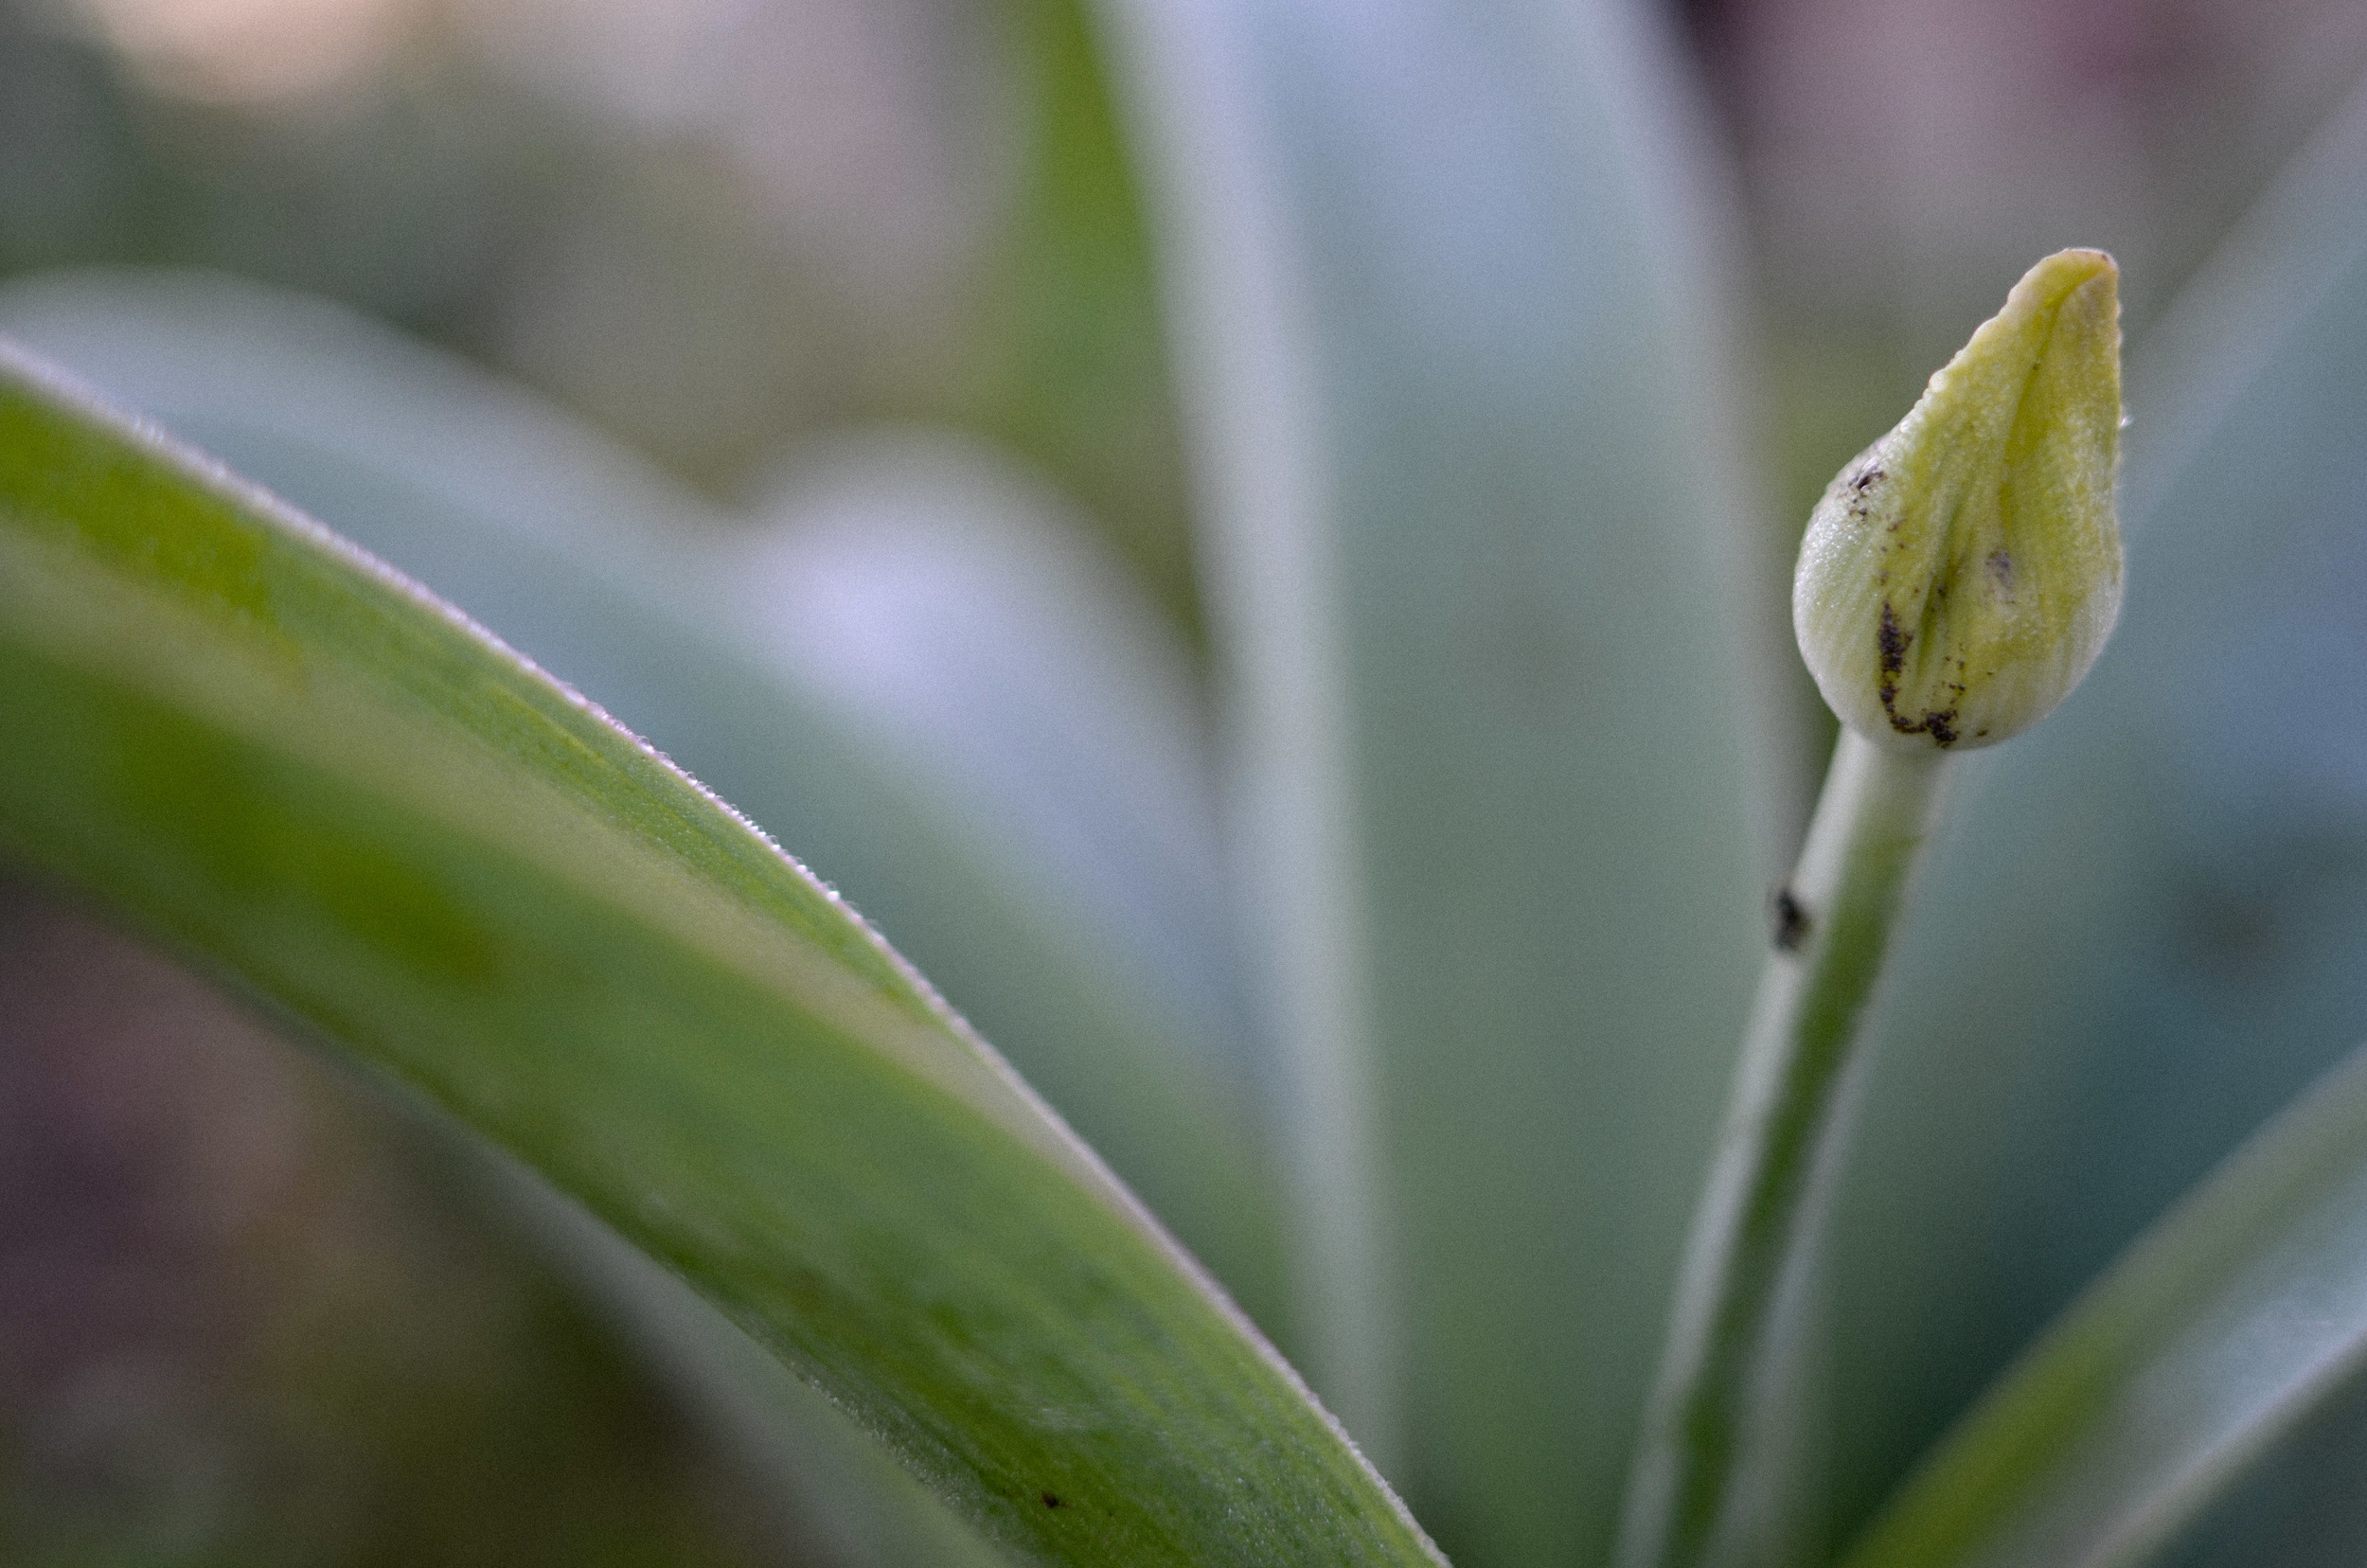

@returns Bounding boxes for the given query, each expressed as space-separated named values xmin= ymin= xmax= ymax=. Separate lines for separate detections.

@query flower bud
xmin=1793 ymin=249 xmax=2124 ymax=751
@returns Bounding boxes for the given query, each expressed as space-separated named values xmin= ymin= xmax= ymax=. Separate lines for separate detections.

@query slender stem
xmin=1618 ymin=731 xmax=1953 ymax=1568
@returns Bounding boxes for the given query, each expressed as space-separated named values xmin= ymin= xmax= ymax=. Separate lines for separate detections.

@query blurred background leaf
xmin=1096 ymin=7 xmax=1778 ymax=1568
xmin=0 ymin=0 xmax=1200 ymax=634
xmin=1841 ymin=1035 xmax=2367 ymax=1568
xmin=0 ymin=878 xmax=810 ymax=1568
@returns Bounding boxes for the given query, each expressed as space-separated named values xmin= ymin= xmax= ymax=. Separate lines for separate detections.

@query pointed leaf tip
xmin=1793 ymin=248 xmax=2124 ymax=751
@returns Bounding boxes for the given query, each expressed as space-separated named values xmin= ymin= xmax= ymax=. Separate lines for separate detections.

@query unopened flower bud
xmin=1793 ymin=249 xmax=2124 ymax=751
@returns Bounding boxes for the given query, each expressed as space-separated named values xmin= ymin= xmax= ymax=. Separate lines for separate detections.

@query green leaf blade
xmin=1840 ymin=1039 xmax=2367 ymax=1568
xmin=0 ymin=346 xmax=1443 ymax=1568
xmin=0 ymin=269 xmax=1286 ymax=1339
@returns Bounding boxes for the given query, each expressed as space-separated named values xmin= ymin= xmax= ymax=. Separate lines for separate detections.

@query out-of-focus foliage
xmin=1681 ymin=0 xmax=2367 ymax=523
xmin=1095 ymin=3 xmax=1772 ymax=1564
xmin=1839 ymin=1034 xmax=2367 ymax=1568
xmin=0 ymin=883 xmax=794 ymax=1568
xmin=0 ymin=0 xmax=1200 ymax=635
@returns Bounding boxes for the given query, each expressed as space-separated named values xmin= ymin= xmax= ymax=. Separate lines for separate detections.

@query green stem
xmin=1619 ymin=731 xmax=1953 ymax=1568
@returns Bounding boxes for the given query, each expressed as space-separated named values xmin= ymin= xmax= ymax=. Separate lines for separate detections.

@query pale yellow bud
xmin=1793 ymin=249 xmax=2124 ymax=751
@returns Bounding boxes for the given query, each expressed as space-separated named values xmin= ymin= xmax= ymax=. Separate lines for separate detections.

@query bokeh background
xmin=5 ymin=0 xmax=2367 ymax=1562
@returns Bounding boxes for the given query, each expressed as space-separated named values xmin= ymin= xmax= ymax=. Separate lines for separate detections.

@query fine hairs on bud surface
xmin=1794 ymin=249 xmax=2125 ymax=750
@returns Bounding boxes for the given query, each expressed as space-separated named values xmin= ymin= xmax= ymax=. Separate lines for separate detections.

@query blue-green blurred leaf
xmin=1096 ymin=1 xmax=1779 ymax=1561
xmin=1839 ymin=1039 xmax=2367 ymax=1568
xmin=2148 ymin=1347 xmax=2367 ymax=1568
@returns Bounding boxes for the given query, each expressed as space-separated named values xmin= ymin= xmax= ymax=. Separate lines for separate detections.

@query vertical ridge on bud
xmin=1793 ymin=249 xmax=2124 ymax=750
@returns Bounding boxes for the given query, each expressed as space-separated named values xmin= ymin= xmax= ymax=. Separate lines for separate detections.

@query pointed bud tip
xmin=1792 ymin=248 xmax=2125 ymax=752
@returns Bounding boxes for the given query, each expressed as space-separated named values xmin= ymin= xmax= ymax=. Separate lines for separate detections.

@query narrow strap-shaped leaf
xmin=1838 ymin=1037 xmax=2367 ymax=1568
xmin=0 ymin=268 xmax=1286 ymax=1339
xmin=1095 ymin=0 xmax=1773 ymax=1560
xmin=0 ymin=343 xmax=1443 ymax=1568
